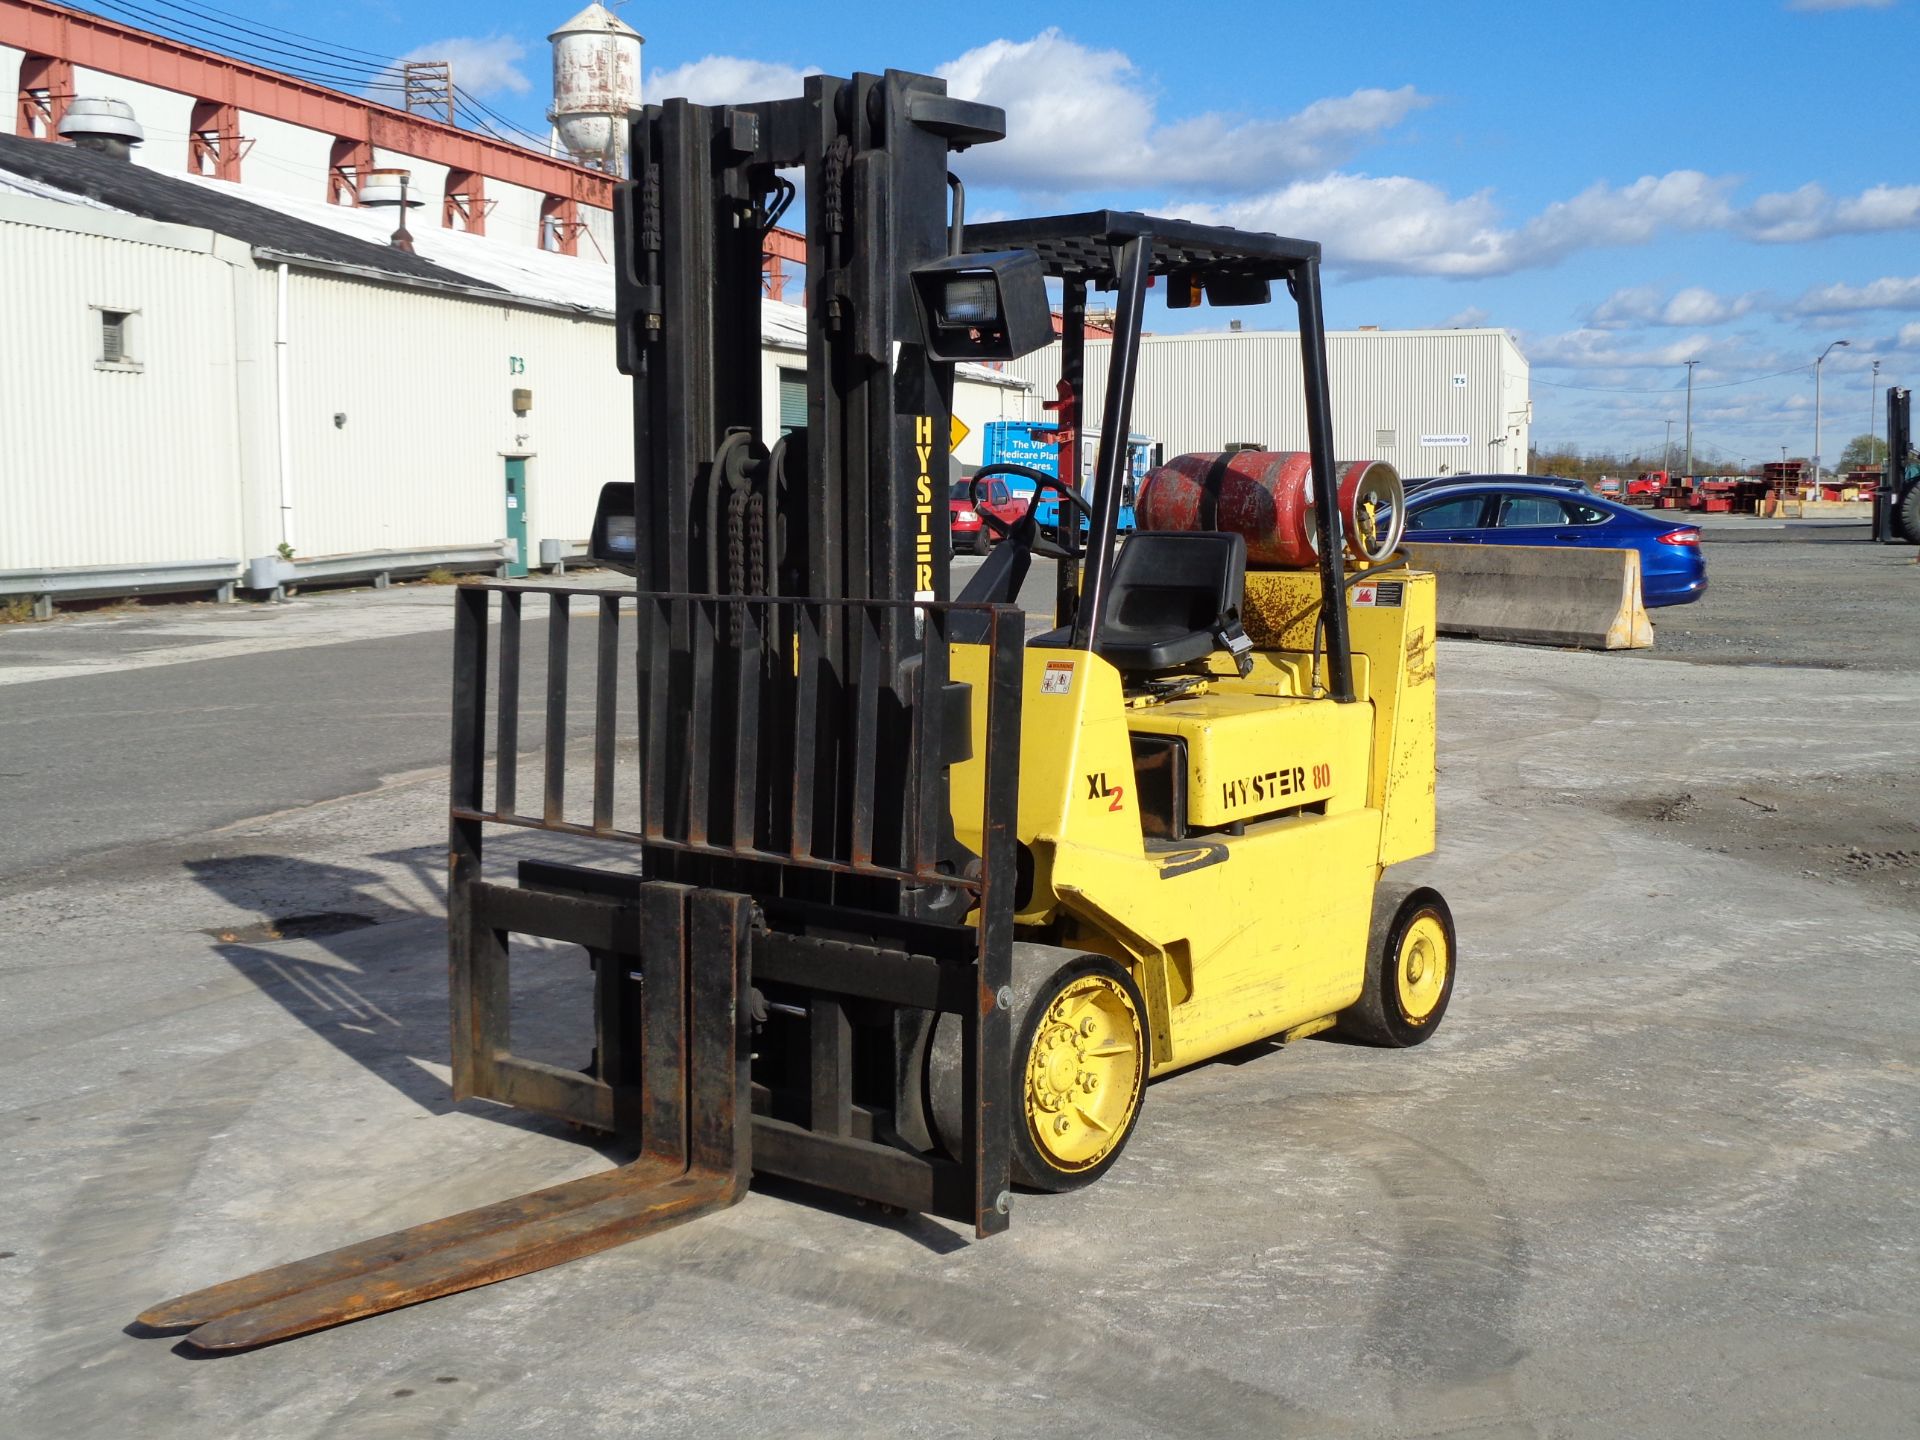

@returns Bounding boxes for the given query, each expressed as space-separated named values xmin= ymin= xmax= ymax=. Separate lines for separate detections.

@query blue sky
xmin=154 ymin=1 xmax=1920 ymax=464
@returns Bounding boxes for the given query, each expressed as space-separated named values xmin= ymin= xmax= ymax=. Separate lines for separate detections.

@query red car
xmin=948 ymin=475 xmax=1025 ymax=555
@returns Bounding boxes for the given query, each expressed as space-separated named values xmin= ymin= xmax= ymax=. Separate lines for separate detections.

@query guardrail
xmin=0 ymin=559 xmax=240 ymax=618
xmin=244 ymin=542 xmax=515 ymax=600
xmin=3 ymin=540 xmax=598 ymax=617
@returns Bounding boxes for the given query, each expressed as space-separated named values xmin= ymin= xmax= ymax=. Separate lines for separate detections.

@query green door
xmin=504 ymin=458 xmax=529 ymax=578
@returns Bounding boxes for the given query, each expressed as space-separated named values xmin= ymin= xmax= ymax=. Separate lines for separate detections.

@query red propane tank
xmin=1135 ymin=450 xmax=1405 ymax=567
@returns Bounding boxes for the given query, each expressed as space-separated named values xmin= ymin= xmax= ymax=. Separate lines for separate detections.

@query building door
xmin=504 ymin=458 xmax=529 ymax=578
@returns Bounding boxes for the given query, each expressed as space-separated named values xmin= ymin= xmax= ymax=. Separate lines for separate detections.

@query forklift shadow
xmin=185 ymin=853 xmax=616 ymax=1151
xmin=747 ymin=1172 xmax=973 ymax=1255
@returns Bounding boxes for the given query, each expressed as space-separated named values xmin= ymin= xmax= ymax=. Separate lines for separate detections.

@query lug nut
xmin=1080 ymin=1017 xmax=1097 ymax=1037
xmin=1055 ymin=1115 xmax=1071 ymax=1134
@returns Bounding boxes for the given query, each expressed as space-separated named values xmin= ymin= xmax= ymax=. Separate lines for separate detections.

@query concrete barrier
xmin=1403 ymin=543 xmax=1653 ymax=650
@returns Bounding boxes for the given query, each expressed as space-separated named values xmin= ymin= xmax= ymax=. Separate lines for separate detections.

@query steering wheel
xmin=969 ymin=464 xmax=1096 ymax=561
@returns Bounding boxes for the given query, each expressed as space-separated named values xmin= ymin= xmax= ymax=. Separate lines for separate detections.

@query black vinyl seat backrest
xmin=1095 ymin=531 xmax=1249 ymax=673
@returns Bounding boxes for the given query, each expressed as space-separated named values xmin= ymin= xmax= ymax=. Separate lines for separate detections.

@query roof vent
xmin=58 ymin=97 xmax=144 ymax=160
xmin=357 ymin=168 xmax=424 ymax=253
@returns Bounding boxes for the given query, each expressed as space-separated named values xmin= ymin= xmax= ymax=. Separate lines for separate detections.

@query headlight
xmin=938 ymin=277 xmax=999 ymax=326
xmin=956 ymin=509 xmax=979 ymax=523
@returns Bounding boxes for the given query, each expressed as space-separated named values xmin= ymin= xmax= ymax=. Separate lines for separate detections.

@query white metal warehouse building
xmin=1005 ymin=328 xmax=1531 ymax=479
xmin=0 ymin=130 xmax=1028 ymax=604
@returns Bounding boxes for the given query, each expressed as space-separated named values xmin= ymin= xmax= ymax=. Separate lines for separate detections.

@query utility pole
xmin=1683 ymin=359 xmax=1699 ymax=478
xmin=1663 ymin=418 xmax=1674 ymax=476
xmin=1813 ymin=338 xmax=1850 ymax=485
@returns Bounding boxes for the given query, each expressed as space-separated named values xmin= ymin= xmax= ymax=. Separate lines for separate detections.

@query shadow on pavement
xmin=184 ymin=852 xmax=604 ymax=1141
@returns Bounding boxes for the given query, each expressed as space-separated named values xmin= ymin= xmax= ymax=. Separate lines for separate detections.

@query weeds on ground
xmin=424 ymin=568 xmax=458 ymax=585
xmin=1 ymin=596 xmax=39 ymax=623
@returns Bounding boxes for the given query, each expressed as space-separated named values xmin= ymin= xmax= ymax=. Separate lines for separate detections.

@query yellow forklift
xmin=137 ymin=67 xmax=1450 ymax=1351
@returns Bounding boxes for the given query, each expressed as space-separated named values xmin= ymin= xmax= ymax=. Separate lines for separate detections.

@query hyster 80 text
xmin=1222 ymin=763 xmax=1332 ymax=810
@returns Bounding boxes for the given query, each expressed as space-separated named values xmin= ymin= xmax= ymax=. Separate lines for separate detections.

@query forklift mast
xmin=1877 ymin=387 xmax=1916 ymax=544
xmin=616 ymin=72 xmax=996 ymax=614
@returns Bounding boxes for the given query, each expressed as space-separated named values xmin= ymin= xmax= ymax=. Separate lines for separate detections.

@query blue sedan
xmin=1398 ymin=481 xmax=1707 ymax=607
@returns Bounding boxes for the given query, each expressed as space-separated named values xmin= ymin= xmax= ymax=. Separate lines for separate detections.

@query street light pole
xmin=1664 ymin=418 xmax=1674 ymax=476
xmin=1869 ymin=359 xmax=1881 ymax=466
xmin=1683 ymin=359 xmax=1699 ymax=478
xmin=1813 ymin=339 xmax=1850 ymax=487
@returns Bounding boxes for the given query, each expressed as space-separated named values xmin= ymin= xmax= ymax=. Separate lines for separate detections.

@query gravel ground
xmin=1640 ymin=518 xmax=1920 ymax=670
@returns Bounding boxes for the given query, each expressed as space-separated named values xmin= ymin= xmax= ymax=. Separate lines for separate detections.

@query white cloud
xmin=1442 ymin=305 xmax=1490 ymax=328
xmin=1174 ymin=174 xmax=1509 ymax=276
xmin=1791 ymin=274 xmax=1920 ymax=315
xmin=937 ymin=31 xmax=1426 ymax=192
xmin=1525 ymin=328 xmax=1740 ymax=372
xmin=400 ymin=36 xmax=529 ymax=99
xmin=623 ymin=33 xmax=1919 ymax=288
xmin=647 ymin=56 xmax=821 ymax=106
xmin=1589 ymin=284 xmax=1755 ymax=328
xmin=1179 ymin=168 xmax=1920 ymax=278
xmin=1832 ymin=184 xmax=1920 ymax=232
xmin=1896 ymin=322 xmax=1920 ymax=351
xmin=638 ymin=33 xmax=1423 ymax=193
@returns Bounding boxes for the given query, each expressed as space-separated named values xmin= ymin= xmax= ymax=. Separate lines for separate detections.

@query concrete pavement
xmin=2 ymin=589 xmax=1916 ymax=1436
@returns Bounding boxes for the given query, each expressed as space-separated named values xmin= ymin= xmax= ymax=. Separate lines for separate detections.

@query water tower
xmin=548 ymin=3 xmax=642 ymax=174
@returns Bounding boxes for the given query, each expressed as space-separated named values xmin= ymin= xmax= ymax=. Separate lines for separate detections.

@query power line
xmin=70 ymin=1 xmax=554 ymax=149
xmin=139 ymin=0 xmax=401 ymax=70
xmin=82 ymin=0 xmax=381 ymax=79
xmin=146 ymin=0 xmax=406 ymax=66
xmin=144 ymin=1 xmax=557 ymax=148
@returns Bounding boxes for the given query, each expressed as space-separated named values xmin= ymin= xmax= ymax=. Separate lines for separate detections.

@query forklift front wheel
xmin=929 ymin=945 xmax=1149 ymax=1193
xmin=1337 ymin=885 xmax=1456 ymax=1047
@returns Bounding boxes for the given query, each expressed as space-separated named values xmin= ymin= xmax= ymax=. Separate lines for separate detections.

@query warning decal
xmin=1040 ymin=660 xmax=1075 ymax=695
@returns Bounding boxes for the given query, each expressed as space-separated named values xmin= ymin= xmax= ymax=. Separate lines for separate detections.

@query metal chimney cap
xmin=357 ymin=168 xmax=425 ymax=207
xmin=57 ymin=97 xmax=145 ymax=145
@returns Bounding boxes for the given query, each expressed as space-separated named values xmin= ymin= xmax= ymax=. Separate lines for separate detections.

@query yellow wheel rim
xmin=1397 ymin=914 xmax=1449 ymax=1023
xmin=1023 ymin=973 xmax=1145 ymax=1173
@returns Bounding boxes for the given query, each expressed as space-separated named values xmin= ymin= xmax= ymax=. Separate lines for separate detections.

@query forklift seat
xmin=1031 ymin=530 xmax=1254 ymax=675
xmin=1098 ymin=531 xmax=1251 ymax=672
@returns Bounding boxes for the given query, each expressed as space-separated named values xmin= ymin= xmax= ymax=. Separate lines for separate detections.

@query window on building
xmin=188 ymin=100 xmax=245 ymax=182
xmin=94 ymin=306 xmax=141 ymax=371
xmin=15 ymin=54 xmax=73 ymax=139
xmin=778 ymin=368 xmax=807 ymax=434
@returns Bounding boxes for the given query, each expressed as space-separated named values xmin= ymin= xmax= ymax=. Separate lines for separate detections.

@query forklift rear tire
xmin=1897 ymin=485 xmax=1920 ymax=544
xmin=928 ymin=944 xmax=1149 ymax=1193
xmin=1336 ymin=885 xmax=1455 ymax=1047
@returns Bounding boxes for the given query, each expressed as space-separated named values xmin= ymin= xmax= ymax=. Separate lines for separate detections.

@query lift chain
xmin=727 ymin=487 xmax=750 ymax=644
xmin=748 ymin=492 xmax=767 ymax=609
xmin=640 ymin=162 xmax=662 ymax=253
xmin=822 ymin=137 xmax=850 ymax=235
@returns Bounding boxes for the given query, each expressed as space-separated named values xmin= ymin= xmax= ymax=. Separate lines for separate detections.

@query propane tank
xmin=1136 ymin=450 xmax=1405 ymax=567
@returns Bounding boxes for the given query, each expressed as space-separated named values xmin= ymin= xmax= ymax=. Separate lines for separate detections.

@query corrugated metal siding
xmin=283 ymin=272 xmax=633 ymax=558
xmin=0 ymin=217 xmax=243 ymax=569
xmin=4 ymin=203 xmax=1039 ymax=576
xmin=1004 ymin=330 xmax=1530 ymax=476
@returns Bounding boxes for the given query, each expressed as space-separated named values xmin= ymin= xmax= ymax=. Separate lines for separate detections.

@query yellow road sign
xmin=950 ymin=414 xmax=970 ymax=451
